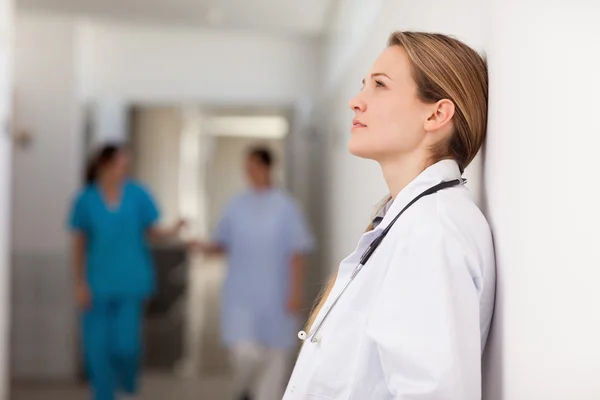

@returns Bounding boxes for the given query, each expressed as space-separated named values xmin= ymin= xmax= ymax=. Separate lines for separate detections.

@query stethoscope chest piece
xmin=298 ymin=329 xmax=321 ymax=344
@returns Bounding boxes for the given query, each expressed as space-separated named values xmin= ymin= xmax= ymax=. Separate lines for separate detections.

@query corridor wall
xmin=0 ymin=0 xmax=13 ymax=396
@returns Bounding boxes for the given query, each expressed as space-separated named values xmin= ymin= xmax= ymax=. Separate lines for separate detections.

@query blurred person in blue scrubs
xmin=193 ymin=146 xmax=314 ymax=400
xmin=69 ymin=143 xmax=184 ymax=400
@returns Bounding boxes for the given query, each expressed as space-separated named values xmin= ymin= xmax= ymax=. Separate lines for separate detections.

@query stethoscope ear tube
xmin=359 ymin=234 xmax=385 ymax=266
xmin=299 ymin=178 xmax=464 ymax=343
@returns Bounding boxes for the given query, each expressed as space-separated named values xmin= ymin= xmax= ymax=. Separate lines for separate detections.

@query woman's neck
xmin=98 ymin=177 xmax=123 ymax=207
xmin=380 ymin=153 xmax=428 ymax=199
xmin=98 ymin=176 xmax=121 ymax=193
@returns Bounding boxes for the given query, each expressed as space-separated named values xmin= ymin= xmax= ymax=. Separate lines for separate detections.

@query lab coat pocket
xmin=306 ymin=308 xmax=367 ymax=399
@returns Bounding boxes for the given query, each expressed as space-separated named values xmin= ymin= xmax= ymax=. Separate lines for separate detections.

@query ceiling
xmin=16 ymin=0 xmax=336 ymax=36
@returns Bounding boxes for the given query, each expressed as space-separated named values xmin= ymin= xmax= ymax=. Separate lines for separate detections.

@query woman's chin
xmin=348 ymin=137 xmax=377 ymax=160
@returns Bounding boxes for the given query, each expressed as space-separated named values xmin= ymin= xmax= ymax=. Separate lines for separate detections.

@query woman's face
xmin=348 ymin=46 xmax=434 ymax=163
xmin=106 ymin=151 xmax=130 ymax=182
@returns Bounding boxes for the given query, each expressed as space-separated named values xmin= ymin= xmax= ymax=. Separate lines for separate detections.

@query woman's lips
xmin=352 ymin=119 xmax=366 ymax=129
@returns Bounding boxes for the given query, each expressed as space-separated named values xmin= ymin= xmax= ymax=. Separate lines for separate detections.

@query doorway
xmin=128 ymin=105 xmax=290 ymax=378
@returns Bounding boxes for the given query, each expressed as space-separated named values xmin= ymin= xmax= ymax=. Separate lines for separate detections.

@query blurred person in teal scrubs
xmin=68 ymin=143 xmax=184 ymax=400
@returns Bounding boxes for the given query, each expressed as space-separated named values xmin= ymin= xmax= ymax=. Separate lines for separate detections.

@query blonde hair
xmin=389 ymin=31 xmax=488 ymax=173
xmin=304 ymin=31 xmax=489 ymax=332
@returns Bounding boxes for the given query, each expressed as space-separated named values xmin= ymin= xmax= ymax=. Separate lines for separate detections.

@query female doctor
xmin=284 ymin=31 xmax=495 ymax=399
xmin=69 ymin=144 xmax=184 ymax=400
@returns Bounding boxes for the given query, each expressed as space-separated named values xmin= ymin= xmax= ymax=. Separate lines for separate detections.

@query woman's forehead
xmin=368 ymin=47 xmax=411 ymax=80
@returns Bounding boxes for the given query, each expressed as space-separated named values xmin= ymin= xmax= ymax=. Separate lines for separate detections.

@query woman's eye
xmin=375 ymin=80 xmax=385 ymax=87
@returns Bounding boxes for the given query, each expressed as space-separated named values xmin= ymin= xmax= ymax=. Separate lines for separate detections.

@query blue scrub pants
xmin=82 ymin=298 xmax=144 ymax=400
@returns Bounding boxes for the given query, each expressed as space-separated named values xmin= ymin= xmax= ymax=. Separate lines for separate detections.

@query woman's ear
xmin=423 ymin=99 xmax=455 ymax=133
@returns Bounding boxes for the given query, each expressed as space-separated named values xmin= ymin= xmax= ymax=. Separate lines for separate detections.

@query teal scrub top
xmin=68 ymin=181 xmax=160 ymax=299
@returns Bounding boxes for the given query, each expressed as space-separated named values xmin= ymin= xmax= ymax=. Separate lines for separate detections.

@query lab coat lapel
xmin=377 ymin=159 xmax=462 ymax=231
xmin=337 ymin=229 xmax=380 ymax=280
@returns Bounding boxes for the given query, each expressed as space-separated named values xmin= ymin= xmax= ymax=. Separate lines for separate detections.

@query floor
xmin=10 ymin=254 xmax=301 ymax=399
xmin=178 ymin=256 xmax=230 ymax=376
xmin=11 ymin=372 xmax=232 ymax=400
xmin=11 ymin=257 xmax=233 ymax=400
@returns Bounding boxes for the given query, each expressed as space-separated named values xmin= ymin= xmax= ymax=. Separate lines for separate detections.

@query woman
xmin=69 ymin=144 xmax=183 ymax=400
xmin=284 ymin=32 xmax=495 ymax=399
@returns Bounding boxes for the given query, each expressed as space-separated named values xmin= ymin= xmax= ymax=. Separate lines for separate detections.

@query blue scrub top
xmin=68 ymin=180 xmax=160 ymax=300
xmin=215 ymin=187 xmax=315 ymax=350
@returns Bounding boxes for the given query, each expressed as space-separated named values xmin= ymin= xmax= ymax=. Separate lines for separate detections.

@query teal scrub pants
xmin=83 ymin=298 xmax=143 ymax=400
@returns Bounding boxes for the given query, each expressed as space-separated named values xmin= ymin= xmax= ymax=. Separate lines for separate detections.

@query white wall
xmin=482 ymin=1 xmax=600 ymax=399
xmin=11 ymin=12 xmax=81 ymax=380
xmin=13 ymin=13 xmax=82 ymax=253
xmin=0 ymin=0 xmax=13 ymax=395
xmin=90 ymin=96 xmax=129 ymax=146
xmin=79 ymin=19 xmax=318 ymax=105
xmin=318 ymin=0 xmax=600 ymax=399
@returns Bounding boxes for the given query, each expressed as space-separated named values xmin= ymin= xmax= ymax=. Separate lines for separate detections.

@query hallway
xmin=3 ymin=0 xmax=600 ymax=399
xmin=11 ymin=372 xmax=232 ymax=400
xmin=10 ymin=257 xmax=233 ymax=400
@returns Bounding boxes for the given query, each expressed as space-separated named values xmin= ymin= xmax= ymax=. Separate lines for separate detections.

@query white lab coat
xmin=283 ymin=160 xmax=495 ymax=400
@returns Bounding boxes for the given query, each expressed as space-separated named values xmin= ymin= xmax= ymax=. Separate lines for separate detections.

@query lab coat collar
xmin=375 ymin=159 xmax=462 ymax=232
xmin=371 ymin=200 xmax=392 ymax=230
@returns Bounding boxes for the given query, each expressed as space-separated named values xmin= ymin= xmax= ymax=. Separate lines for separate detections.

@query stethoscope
xmin=298 ymin=178 xmax=466 ymax=344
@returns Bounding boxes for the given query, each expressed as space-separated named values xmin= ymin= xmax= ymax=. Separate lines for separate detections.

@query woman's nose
xmin=349 ymin=95 xmax=366 ymax=113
